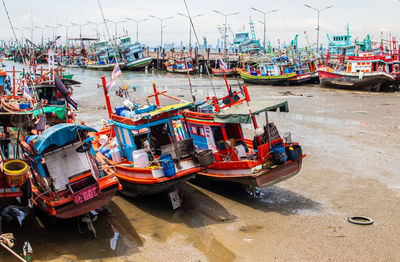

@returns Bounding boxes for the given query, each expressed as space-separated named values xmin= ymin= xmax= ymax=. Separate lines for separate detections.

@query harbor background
xmin=1 ymin=60 xmax=399 ymax=261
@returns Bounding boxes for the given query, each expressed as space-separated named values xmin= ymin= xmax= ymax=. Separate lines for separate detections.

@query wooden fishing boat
xmin=212 ymin=68 xmax=238 ymax=77
xmin=319 ymin=52 xmax=396 ymax=91
xmin=21 ymin=123 xmax=121 ymax=219
xmin=119 ymin=37 xmax=153 ymax=70
xmin=165 ymin=57 xmax=198 ymax=74
xmin=181 ymin=85 xmax=305 ymax=187
xmin=92 ymin=79 xmax=211 ymax=198
xmin=239 ymin=68 xmax=297 ymax=85
xmin=86 ymin=62 xmax=125 ymax=71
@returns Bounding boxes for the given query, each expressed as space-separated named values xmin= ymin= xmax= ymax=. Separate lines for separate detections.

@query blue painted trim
xmin=112 ymin=115 xmax=181 ymax=130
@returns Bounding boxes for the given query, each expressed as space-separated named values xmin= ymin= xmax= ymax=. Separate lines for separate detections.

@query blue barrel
xmin=272 ymin=142 xmax=287 ymax=163
xmin=159 ymin=154 xmax=176 ymax=177
xmin=99 ymin=147 xmax=110 ymax=155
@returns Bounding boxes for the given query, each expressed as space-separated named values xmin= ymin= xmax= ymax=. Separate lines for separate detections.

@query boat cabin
xmin=346 ymin=52 xmax=389 ymax=73
xmin=119 ymin=37 xmax=145 ymax=62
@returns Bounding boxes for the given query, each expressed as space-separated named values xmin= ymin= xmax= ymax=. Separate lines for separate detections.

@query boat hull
xmin=166 ymin=66 xmax=198 ymax=74
xmin=212 ymin=68 xmax=238 ymax=77
xmin=125 ymin=57 xmax=153 ymax=70
xmin=86 ymin=62 xmax=126 ymax=71
xmin=318 ymin=67 xmax=395 ymax=91
xmin=198 ymin=157 xmax=303 ymax=187
xmin=239 ymin=70 xmax=297 ymax=85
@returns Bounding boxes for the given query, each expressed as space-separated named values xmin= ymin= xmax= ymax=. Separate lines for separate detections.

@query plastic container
xmin=115 ymin=106 xmax=126 ymax=116
xmin=159 ymin=154 xmax=176 ymax=177
xmin=272 ymin=143 xmax=287 ymax=164
xmin=3 ymin=159 xmax=28 ymax=187
xmin=132 ymin=149 xmax=150 ymax=168
xmin=110 ymin=148 xmax=122 ymax=163
xmin=99 ymin=147 xmax=110 ymax=156
xmin=98 ymin=135 xmax=109 ymax=146
xmin=286 ymin=145 xmax=302 ymax=161
xmin=195 ymin=150 xmax=214 ymax=167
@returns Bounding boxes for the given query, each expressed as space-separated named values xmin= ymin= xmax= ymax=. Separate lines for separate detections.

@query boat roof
xmin=214 ymin=101 xmax=289 ymax=124
xmin=33 ymin=123 xmax=97 ymax=154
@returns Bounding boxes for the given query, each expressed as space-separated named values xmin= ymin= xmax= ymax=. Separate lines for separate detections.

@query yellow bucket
xmin=3 ymin=160 xmax=28 ymax=187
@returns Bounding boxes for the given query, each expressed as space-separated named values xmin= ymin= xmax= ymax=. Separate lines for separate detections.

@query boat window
xmin=122 ymin=128 xmax=133 ymax=146
xmin=190 ymin=124 xmax=198 ymax=135
xmin=43 ymin=143 xmax=92 ymax=191
xmin=198 ymin=126 xmax=205 ymax=137
xmin=115 ymin=126 xmax=124 ymax=144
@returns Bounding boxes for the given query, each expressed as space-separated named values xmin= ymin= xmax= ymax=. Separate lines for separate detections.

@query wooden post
xmin=162 ymin=48 xmax=165 ymax=70
xmin=12 ymin=66 xmax=15 ymax=98
xmin=156 ymin=48 xmax=160 ymax=69
xmin=147 ymin=46 xmax=150 ymax=56
xmin=101 ymin=76 xmax=113 ymax=118
xmin=152 ymin=83 xmax=160 ymax=107
xmin=194 ymin=47 xmax=198 ymax=74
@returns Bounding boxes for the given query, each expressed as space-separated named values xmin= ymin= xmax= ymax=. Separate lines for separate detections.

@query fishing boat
xmin=92 ymin=80 xmax=211 ymax=198
xmin=119 ymin=37 xmax=152 ymax=70
xmin=181 ymin=84 xmax=305 ymax=187
xmin=21 ymin=123 xmax=121 ymax=219
xmin=238 ymin=57 xmax=298 ymax=85
xmin=86 ymin=41 xmax=125 ymax=71
xmin=165 ymin=57 xmax=198 ymax=74
xmin=319 ymin=52 xmax=396 ymax=91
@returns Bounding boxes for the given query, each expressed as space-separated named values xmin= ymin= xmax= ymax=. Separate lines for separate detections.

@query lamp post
xmin=177 ymin=12 xmax=203 ymax=49
xmin=104 ymin=19 xmax=126 ymax=39
xmin=57 ymin=23 xmax=69 ymax=45
xmin=34 ymin=26 xmax=44 ymax=46
xmin=125 ymin=17 xmax=148 ymax=42
xmin=14 ymin=27 xmax=24 ymax=46
xmin=70 ymin=22 xmax=88 ymax=39
xmin=212 ymin=10 xmax=239 ymax=51
xmin=304 ymin=4 xmax=333 ymax=53
xmin=44 ymin=24 xmax=59 ymax=41
xmin=86 ymin=21 xmax=102 ymax=40
xmin=251 ymin=7 xmax=278 ymax=53
xmin=149 ymin=15 xmax=173 ymax=49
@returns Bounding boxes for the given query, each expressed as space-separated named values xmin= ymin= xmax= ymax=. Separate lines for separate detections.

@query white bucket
xmin=111 ymin=148 xmax=122 ymax=163
xmin=151 ymin=168 xmax=164 ymax=178
xmin=99 ymin=135 xmax=109 ymax=146
xmin=132 ymin=149 xmax=150 ymax=168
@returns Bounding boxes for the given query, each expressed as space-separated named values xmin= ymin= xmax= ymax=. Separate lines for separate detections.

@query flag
xmin=107 ymin=63 xmax=122 ymax=91
xmin=23 ymin=83 xmax=32 ymax=100
xmin=217 ymin=57 xmax=227 ymax=71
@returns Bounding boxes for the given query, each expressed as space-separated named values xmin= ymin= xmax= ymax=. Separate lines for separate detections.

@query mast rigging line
xmin=183 ymin=0 xmax=217 ymax=99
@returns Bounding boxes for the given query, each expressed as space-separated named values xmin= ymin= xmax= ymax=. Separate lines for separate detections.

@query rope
xmin=183 ymin=0 xmax=217 ymax=99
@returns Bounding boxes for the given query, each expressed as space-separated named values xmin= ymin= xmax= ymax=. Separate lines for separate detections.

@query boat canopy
xmin=33 ymin=123 xmax=97 ymax=154
xmin=215 ymin=101 xmax=289 ymax=124
xmin=147 ymin=102 xmax=193 ymax=118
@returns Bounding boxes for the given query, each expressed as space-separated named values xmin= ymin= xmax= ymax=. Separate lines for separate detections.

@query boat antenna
xmin=183 ymin=0 xmax=217 ymax=99
xmin=97 ymin=0 xmax=131 ymax=101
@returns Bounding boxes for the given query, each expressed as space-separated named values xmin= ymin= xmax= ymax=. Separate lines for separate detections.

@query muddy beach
xmin=1 ymin=63 xmax=400 ymax=261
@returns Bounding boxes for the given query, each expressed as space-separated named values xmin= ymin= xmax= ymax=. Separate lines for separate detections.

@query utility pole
xmin=177 ymin=12 xmax=203 ymax=49
xmin=251 ymin=7 xmax=278 ymax=53
xmin=212 ymin=10 xmax=239 ymax=52
xmin=125 ymin=17 xmax=148 ymax=42
xmin=149 ymin=15 xmax=173 ymax=49
xmin=304 ymin=4 xmax=333 ymax=53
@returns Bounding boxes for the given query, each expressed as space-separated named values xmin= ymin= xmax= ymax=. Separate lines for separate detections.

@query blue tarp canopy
xmin=33 ymin=123 xmax=97 ymax=154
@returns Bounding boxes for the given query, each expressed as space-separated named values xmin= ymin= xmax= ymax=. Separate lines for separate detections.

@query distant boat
xmin=86 ymin=41 xmax=125 ymax=71
xmin=319 ymin=52 xmax=396 ymax=91
xmin=119 ymin=37 xmax=152 ymax=70
xmin=21 ymin=123 xmax=121 ymax=219
xmin=165 ymin=57 xmax=198 ymax=74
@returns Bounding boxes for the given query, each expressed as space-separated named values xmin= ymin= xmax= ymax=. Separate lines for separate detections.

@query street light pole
xmin=251 ymin=7 xmax=278 ymax=53
xmin=177 ymin=13 xmax=203 ymax=49
xmin=86 ymin=21 xmax=102 ymax=39
xmin=304 ymin=4 xmax=333 ymax=53
xmin=149 ymin=15 xmax=173 ymax=49
xmin=125 ymin=18 xmax=148 ymax=42
xmin=105 ymin=19 xmax=126 ymax=39
xmin=212 ymin=10 xmax=239 ymax=51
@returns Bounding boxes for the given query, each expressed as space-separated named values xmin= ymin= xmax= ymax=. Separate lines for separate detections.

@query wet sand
xmin=1 ymin=63 xmax=400 ymax=261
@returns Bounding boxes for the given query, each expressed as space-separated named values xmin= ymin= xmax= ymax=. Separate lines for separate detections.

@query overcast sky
xmin=1 ymin=0 xmax=400 ymax=48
